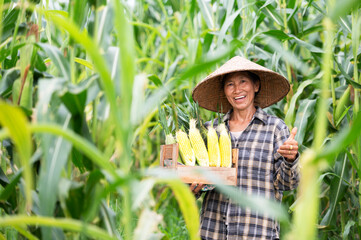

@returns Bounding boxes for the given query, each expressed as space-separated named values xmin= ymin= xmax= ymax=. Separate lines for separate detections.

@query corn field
xmin=0 ymin=0 xmax=360 ymax=239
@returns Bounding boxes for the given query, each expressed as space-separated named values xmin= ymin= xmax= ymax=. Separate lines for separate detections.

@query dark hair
xmin=221 ymin=71 xmax=261 ymax=94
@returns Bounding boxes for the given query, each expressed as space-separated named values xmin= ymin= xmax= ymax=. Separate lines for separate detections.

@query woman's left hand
xmin=277 ymin=127 xmax=298 ymax=162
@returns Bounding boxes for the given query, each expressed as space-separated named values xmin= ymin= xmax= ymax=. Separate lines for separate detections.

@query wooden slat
xmin=177 ymin=166 xmax=237 ymax=185
xmin=232 ymin=148 xmax=238 ymax=165
xmin=163 ymin=144 xmax=177 ymax=159
xmin=160 ymin=143 xmax=178 ymax=169
xmin=171 ymin=143 xmax=178 ymax=168
xmin=160 ymin=145 xmax=165 ymax=167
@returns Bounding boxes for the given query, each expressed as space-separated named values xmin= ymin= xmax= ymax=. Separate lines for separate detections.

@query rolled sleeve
xmin=273 ymin=125 xmax=300 ymax=192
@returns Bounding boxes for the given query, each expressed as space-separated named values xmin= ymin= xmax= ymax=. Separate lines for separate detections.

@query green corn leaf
xmin=71 ymin=0 xmax=89 ymax=30
xmin=335 ymin=85 xmax=351 ymax=123
xmin=343 ymin=220 xmax=356 ymax=239
xmin=319 ymin=153 xmax=350 ymax=227
xmin=148 ymin=74 xmax=163 ymax=87
xmin=217 ymin=9 xmax=242 ymax=45
xmin=99 ymin=201 xmax=120 ymax=238
xmin=74 ymin=57 xmax=93 ymax=70
xmin=285 ymin=80 xmax=315 ymax=127
xmin=0 ymin=216 xmax=116 ymax=240
xmin=19 ymin=70 xmax=33 ymax=110
xmin=36 ymin=43 xmax=71 ymax=81
xmin=329 ymin=0 xmax=361 ymax=21
xmin=131 ymin=179 xmax=156 ymax=211
xmin=263 ymin=30 xmax=292 ymax=41
xmin=134 ymin=208 xmax=164 ymax=240
xmin=292 ymin=35 xmax=324 ymax=53
xmin=37 ymin=114 xmax=72 ymax=239
xmin=197 ymin=0 xmax=215 ymax=29
xmin=0 ymin=101 xmax=33 ymax=211
xmin=158 ymin=105 xmax=170 ymax=135
xmin=262 ymin=5 xmax=283 ymax=27
xmin=0 ymin=170 xmax=21 ymax=201
xmin=346 ymin=150 xmax=361 ymax=178
xmin=157 ymin=178 xmax=200 ymax=240
xmin=30 ymin=123 xmax=115 ymax=175
xmin=59 ymin=82 xmax=88 ymax=116
xmin=266 ymin=38 xmax=310 ymax=74
xmin=0 ymin=166 xmax=9 ymax=187
xmin=0 ymin=43 xmax=25 ymax=63
xmin=1 ymin=7 xmax=20 ymax=42
xmin=316 ymin=112 xmax=361 ymax=163
xmin=94 ymin=5 xmax=114 ymax=51
xmin=0 ymin=68 xmax=20 ymax=97
xmin=294 ymin=99 xmax=317 ymax=146
xmin=11 ymin=77 xmax=21 ymax=104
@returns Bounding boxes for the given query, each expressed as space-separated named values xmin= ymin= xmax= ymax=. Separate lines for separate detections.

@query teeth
xmin=235 ymin=96 xmax=245 ymax=100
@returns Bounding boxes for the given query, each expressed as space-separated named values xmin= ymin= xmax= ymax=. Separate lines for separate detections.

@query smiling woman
xmin=191 ymin=56 xmax=300 ymax=239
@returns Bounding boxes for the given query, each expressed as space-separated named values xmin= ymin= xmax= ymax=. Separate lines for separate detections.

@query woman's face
xmin=223 ymin=72 xmax=260 ymax=112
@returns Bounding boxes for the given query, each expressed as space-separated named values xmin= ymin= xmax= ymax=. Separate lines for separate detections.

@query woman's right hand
xmin=190 ymin=182 xmax=204 ymax=195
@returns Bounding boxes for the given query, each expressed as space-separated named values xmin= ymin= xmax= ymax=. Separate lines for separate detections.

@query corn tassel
xmin=207 ymin=125 xmax=221 ymax=167
xmin=189 ymin=119 xmax=209 ymax=167
xmin=176 ymin=129 xmax=196 ymax=166
xmin=218 ymin=123 xmax=232 ymax=168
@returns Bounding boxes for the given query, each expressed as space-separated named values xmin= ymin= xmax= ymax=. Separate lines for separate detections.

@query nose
xmin=233 ymin=82 xmax=242 ymax=93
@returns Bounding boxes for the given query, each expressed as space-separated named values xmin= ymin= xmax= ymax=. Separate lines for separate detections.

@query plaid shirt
xmin=200 ymin=107 xmax=299 ymax=240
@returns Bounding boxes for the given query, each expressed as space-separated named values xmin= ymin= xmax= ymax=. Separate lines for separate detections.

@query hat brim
xmin=192 ymin=56 xmax=290 ymax=113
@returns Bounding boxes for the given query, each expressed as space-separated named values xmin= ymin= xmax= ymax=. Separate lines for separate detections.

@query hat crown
xmin=205 ymin=56 xmax=271 ymax=81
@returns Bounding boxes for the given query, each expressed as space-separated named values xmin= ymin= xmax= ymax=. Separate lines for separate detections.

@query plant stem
xmin=289 ymin=14 xmax=335 ymax=240
xmin=288 ymin=150 xmax=319 ymax=240
xmin=10 ymin=0 xmax=26 ymax=64
xmin=280 ymin=0 xmax=292 ymax=84
xmin=340 ymin=201 xmax=346 ymax=237
xmin=0 ymin=0 xmax=4 ymax=49
xmin=352 ymin=9 xmax=360 ymax=113
xmin=351 ymin=8 xmax=361 ymax=228
xmin=313 ymin=17 xmax=334 ymax=150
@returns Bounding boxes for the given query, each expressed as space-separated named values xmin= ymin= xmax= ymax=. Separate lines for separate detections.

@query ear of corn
xmin=207 ymin=125 xmax=221 ymax=167
xmin=218 ymin=123 xmax=232 ymax=168
xmin=189 ymin=119 xmax=209 ymax=167
xmin=176 ymin=129 xmax=196 ymax=166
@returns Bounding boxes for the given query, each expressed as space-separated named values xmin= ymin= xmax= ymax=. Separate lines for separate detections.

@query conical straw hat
xmin=192 ymin=56 xmax=290 ymax=113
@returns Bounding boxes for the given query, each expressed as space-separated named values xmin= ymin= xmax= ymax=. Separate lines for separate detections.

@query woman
xmin=191 ymin=56 xmax=300 ymax=239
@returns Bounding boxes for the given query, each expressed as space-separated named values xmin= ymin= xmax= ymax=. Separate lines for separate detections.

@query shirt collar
xmin=222 ymin=107 xmax=268 ymax=125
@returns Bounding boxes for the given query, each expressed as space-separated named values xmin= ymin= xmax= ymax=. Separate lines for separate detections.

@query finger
xmin=278 ymin=144 xmax=298 ymax=151
xmin=194 ymin=183 xmax=204 ymax=194
xmin=288 ymin=127 xmax=298 ymax=140
xmin=190 ymin=183 xmax=197 ymax=191
xmin=281 ymin=154 xmax=297 ymax=161
xmin=277 ymin=149 xmax=297 ymax=156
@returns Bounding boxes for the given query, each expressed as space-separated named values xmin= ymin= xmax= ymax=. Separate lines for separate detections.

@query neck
xmin=231 ymin=106 xmax=257 ymax=122
xmin=228 ymin=106 xmax=257 ymax=132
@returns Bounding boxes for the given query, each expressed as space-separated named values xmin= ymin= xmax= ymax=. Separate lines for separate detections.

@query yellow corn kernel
xmin=207 ymin=125 xmax=221 ymax=167
xmin=218 ymin=123 xmax=232 ymax=168
xmin=176 ymin=129 xmax=195 ymax=166
xmin=189 ymin=119 xmax=209 ymax=167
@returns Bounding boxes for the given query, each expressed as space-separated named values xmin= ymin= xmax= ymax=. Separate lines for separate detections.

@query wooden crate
xmin=160 ymin=143 xmax=238 ymax=186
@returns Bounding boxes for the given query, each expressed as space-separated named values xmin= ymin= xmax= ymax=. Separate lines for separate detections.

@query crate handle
xmin=160 ymin=143 xmax=179 ymax=169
